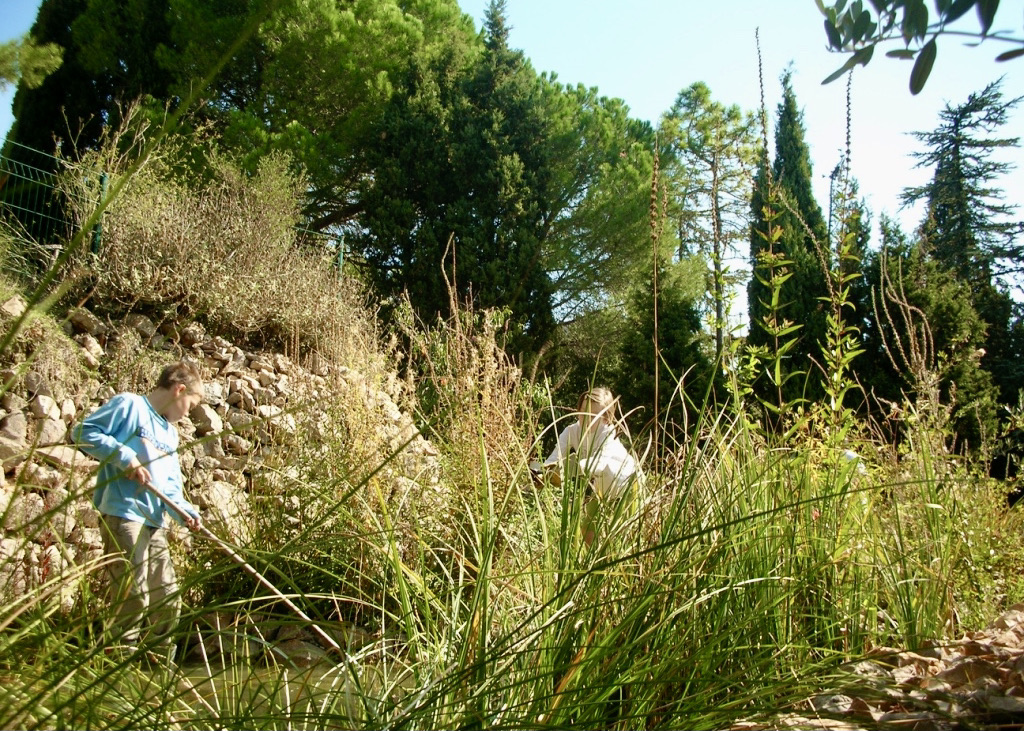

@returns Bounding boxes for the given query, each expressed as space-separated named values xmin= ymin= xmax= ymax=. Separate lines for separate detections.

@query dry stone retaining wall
xmin=0 ymin=297 xmax=443 ymax=615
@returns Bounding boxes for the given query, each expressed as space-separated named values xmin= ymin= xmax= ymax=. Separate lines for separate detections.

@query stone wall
xmin=0 ymin=296 xmax=443 ymax=613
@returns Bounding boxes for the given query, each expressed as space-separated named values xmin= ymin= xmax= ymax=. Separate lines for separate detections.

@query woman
xmin=534 ymin=387 xmax=641 ymax=544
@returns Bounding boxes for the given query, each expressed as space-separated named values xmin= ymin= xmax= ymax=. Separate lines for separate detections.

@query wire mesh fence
xmin=1 ymin=140 xmax=348 ymax=273
xmin=0 ymin=140 xmax=77 ymax=247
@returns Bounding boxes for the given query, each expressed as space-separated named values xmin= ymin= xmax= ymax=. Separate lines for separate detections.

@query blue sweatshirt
xmin=72 ymin=393 xmax=199 ymax=528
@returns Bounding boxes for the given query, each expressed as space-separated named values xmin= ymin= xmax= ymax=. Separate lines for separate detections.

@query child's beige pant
xmin=100 ymin=514 xmax=179 ymax=648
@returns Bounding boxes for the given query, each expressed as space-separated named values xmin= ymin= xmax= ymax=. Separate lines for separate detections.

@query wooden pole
xmin=142 ymin=481 xmax=341 ymax=653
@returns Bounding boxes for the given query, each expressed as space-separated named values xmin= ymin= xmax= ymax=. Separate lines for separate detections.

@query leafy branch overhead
xmin=816 ymin=0 xmax=1024 ymax=94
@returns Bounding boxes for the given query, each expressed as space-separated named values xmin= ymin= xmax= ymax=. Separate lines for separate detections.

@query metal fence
xmin=0 ymin=140 xmax=75 ymax=246
xmin=1 ymin=141 xmax=348 ymax=273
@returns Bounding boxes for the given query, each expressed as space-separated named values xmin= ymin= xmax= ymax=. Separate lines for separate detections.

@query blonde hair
xmin=577 ymin=387 xmax=618 ymax=428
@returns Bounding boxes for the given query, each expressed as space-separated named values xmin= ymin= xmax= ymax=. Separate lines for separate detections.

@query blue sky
xmin=3 ymin=0 xmax=1022 ymax=243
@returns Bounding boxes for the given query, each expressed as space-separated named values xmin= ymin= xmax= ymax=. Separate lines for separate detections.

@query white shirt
xmin=543 ymin=420 xmax=640 ymax=500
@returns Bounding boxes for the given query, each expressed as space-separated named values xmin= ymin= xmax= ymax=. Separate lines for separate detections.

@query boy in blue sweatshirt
xmin=73 ymin=359 xmax=204 ymax=655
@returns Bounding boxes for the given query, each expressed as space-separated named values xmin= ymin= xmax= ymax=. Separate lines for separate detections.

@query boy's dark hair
xmin=156 ymin=359 xmax=203 ymax=392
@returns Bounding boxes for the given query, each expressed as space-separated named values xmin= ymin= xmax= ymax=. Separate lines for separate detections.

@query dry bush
xmin=396 ymin=296 xmax=544 ymax=501
xmin=61 ymin=139 xmax=370 ymax=364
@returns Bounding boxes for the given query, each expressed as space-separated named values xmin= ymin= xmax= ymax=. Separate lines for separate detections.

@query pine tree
xmin=903 ymin=79 xmax=1024 ymax=404
xmin=354 ymin=0 xmax=555 ymax=352
xmin=5 ymin=0 xmax=173 ymax=158
xmin=662 ymin=81 xmax=757 ymax=362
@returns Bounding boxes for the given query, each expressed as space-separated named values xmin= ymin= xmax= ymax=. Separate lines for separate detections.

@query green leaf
xmin=886 ymin=48 xmax=917 ymax=58
xmin=902 ymin=0 xmax=929 ymax=43
xmin=852 ymin=44 xmax=875 ymax=65
xmin=852 ymin=9 xmax=874 ymax=40
xmin=868 ymin=0 xmax=886 ymax=11
xmin=822 ymin=53 xmax=862 ymax=84
xmin=945 ymin=0 xmax=976 ymax=24
xmin=976 ymin=0 xmax=998 ymax=35
xmin=996 ymin=47 xmax=1024 ymax=61
xmin=824 ymin=19 xmax=843 ymax=48
xmin=822 ymin=66 xmax=847 ymax=85
xmin=910 ymin=37 xmax=937 ymax=94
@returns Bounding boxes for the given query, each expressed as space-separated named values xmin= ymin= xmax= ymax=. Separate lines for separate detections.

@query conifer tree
xmin=354 ymin=0 xmax=555 ymax=352
xmin=614 ymin=255 xmax=718 ymax=440
xmin=903 ymin=79 xmax=1024 ymax=404
xmin=662 ymin=81 xmax=757 ymax=362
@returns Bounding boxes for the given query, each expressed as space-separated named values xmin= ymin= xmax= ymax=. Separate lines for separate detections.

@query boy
xmin=72 ymin=359 xmax=204 ymax=656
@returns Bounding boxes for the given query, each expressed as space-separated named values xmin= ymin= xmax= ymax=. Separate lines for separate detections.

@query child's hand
xmin=127 ymin=458 xmax=152 ymax=486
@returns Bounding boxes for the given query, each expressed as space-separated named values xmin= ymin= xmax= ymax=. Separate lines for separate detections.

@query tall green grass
xmin=3 ymin=54 xmax=1024 ymax=728
xmin=2 ymin=297 xmax=1023 ymax=728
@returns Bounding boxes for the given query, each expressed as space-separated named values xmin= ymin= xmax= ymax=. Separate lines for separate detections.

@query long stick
xmin=142 ymin=481 xmax=341 ymax=653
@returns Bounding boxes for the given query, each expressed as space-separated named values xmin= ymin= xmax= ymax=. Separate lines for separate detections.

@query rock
xmin=24 ymin=372 xmax=53 ymax=399
xmin=0 ymin=412 xmax=28 ymax=442
xmin=224 ymin=434 xmax=252 ymax=455
xmin=1 ymin=392 xmax=27 ymax=412
xmin=35 ymin=418 xmax=67 ymax=446
xmin=202 ymin=438 xmax=226 ymax=459
xmin=60 ymin=398 xmax=76 ymax=423
xmin=195 ymin=480 xmax=248 ymax=540
xmin=74 ymin=333 xmax=105 ymax=360
xmin=306 ymin=353 xmax=330 ymax=377
xmin=75 ymin=502 xmax=100 ymax=530
xmin=180 ymin=322 xmax=206 ymax=347
xmin=0 ymin=435 xmax=27 ymax=471
xmin=271 ymin=639 xmax=328 ymax=667
xmin=43 ymin=488 xmax=76 ymax=542
xmin=3 ymin=490 xmax=45 ymax=533
xmin=1 ymin=296 xmax=27 ymax=318
xmin=20 ymin=463 xmax=65 ymax=490
xmin=220 ymin=353 xmax=247 ymax=377
xmin=202 ymin=381 xmax=226 ymax=407
xmin=35 ymin=445 xmax=98 ymax=474
xmin=322 ymin=622 xmax=376 ymax=651
xmin=253 ymin=386 xmax=276 ymax=404
xmin=0 ymin=538 xmax=28 ymax=598
xmin=30 ymin=395 xmax=60 ymax=421
xmin=273 ymin=354 xmax=294 ymax=375
xmin=227 ymin=411 xmax=256 ymax=432
xmin=195 ymin=456 xmax=220 ymax=472
xmin=69 ymin=525 xmax=102 ymax=550
xmin=124 ymin=313 xmax=157 ymax=341
xmin=67 ymin=308 xmax=107 ymax=336
xmin=189 ymin=404 xmax=223 ymax=436
xmin=257 ymin=404 xmax=282 ymax=421
xmin=227 ymin=389 xmax=257 ymax=413
xmin=214 ymin=456 xmax=246 ymax=471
